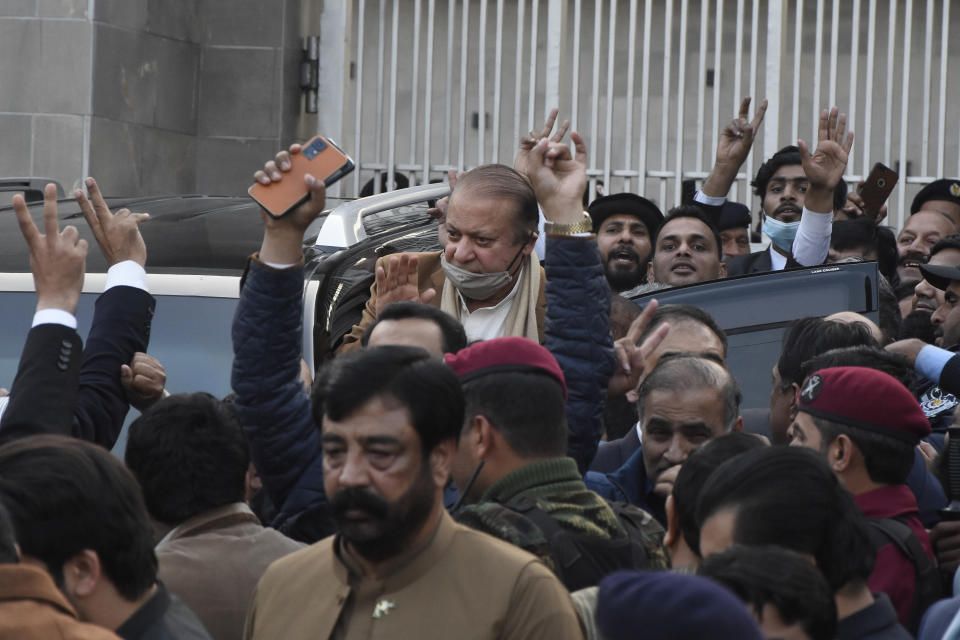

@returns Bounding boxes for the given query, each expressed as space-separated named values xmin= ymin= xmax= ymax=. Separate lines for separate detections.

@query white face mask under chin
xmin=440 ymin=248 xmax=525 ymax=300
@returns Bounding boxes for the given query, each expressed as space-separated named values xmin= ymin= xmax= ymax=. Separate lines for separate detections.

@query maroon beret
xmin=797 ymin=366 xmax=930 ymax=443
xmin=444 ymin=337 xmax=567 ymax=399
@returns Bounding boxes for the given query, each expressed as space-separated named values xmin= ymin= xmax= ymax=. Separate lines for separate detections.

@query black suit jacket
xmin=0 ymin=285 xmax=155 ymax=447
xmin=589 ymin=427 xmax=641 ymax=473
xmin=725 ymin=246 xmax=803 ymax=277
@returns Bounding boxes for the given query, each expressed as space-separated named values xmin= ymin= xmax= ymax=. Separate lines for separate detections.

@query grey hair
xmin=637 ymin=354 xmax=741 ymax=430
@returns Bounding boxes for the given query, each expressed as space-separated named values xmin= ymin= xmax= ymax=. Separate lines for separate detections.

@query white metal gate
xmin=317 ymin=0 xmax=960 ymax=230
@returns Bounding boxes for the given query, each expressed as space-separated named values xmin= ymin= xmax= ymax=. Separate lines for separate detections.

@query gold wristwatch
xmin=543 ymin=211 xmax=593 ymax=235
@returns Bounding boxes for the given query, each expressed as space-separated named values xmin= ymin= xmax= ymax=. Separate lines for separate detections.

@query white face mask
xmin=761 ymin=215 xmax=801 ymax=252
xmin=440 ymin=245 xmax=526 ymax=300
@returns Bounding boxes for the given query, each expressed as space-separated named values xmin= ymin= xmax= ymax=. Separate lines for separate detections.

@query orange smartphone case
xmin=248 ymin=136 xmax=355 ymax=218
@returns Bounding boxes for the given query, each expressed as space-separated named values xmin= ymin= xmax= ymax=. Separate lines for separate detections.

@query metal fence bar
xmin=712 ymin=0 xmax=724 ymax=160
xmin=828 ymin=0 xmax=839 ymax=107
xmin=921 ymin=0 xmax=933 ymax=176
xmin=897 ymin=0 xmax=913 ymax=227
xmin=848 ymin=0 xmax=860 ymax=173
xmin=444 ymin=0 xmax=456 ymax=165
xmin=883 ymin=0 xmax=896 ymax=164
xmin=375 ymin=0 xmax=387 ymax=192
xmin=812 ymin=0 xmax=824 ymax=139
xmin=732 ymin=0 xmax=744 ymax=201
xmin=492 ymin=0 xmax=504 ymax=162
xmin=603 ymin=0 xmax=617 ymax=189
xmin=478 ymin=0 xmax=487 ymax=166
xmin=660 ymin=0 xmax=674 ymax=207
xmin=764 ymin=0 xmax=782 ymax=164
xmin=791 ymin=0 xmax=802 ymax=144
xmin=409 ymin=0 xmax=421 ymax=182
xmin=624 ymin=0 xmax=638 ymax=190
xmin=457 ymin=0 xmax=469 ymax=171
xmin=939 ymin=0 xmax=949 ymax=177
xmin=422 ymin=0 xmax=435 ymax=179
xmin=638 ymin=0 xmax=652 ymax=197
xmin=745 ymin=0 xmax=758 ymax=198
xmin=352 ymin=0 xmax=366 ymax=195
xmin=695 ymin=0 xmax=708 ymax=172
xmin=674 ymin=0 xmax=689 ymax=206
xmin=387 ymin=0 xmax=400 ymax=191
xmin=571 ymin=0 xmax=582 ymax=138
xmin=513 ymin=0 xmax=525 ymax=152
xmin=863 ymin=0 xmax=876 ymax=176
xmin=590 ymin=0 xmax=603 ymax=198
xmin=545 ymin=0 xmax=563 ymax=115
xmin=527 ymin=0 xmax=539 ymax=131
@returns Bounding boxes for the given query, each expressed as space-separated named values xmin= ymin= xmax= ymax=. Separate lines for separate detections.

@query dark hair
xmin=359 ymin=172 xmax=410 ymax=197
xmin=831 ymin=218 xmax=879 ymax=256
xmin=800 ymin=345 xmax=916 ymax=392
xmin=638 ymin=303 xmax=728 ymax=358
xmin=899 ymin=308 xmax=938 ymax=343
xmin=638 ymin=355 xmax=741 ymax=430
xmin=312 ymin=346 xmax=464 ymax=454
xmin=752 ymin=145 xmax=847 ymax=211
xmin=655 ymin=205 xmax=723 ymax=259
xmin=0 ymin=435 xmax=157 ymax=600
xmin=877 ymin=275 xmax=900 ymax=345
xmin=930 ymin=233 xmax=960 ymax=258
xmin=673 ymin=433 xmax=765 ymax=555
xmin=451 ymin=164 xmax=539 ymax=243
xmin=776 ymin=317 xmax=879 ymax=388
xmin=361 ymin=301 xmax=467 ymax=353
xmin=610 ymin=294 xmax=642 ymax=341
xmin=700 ymin=545 xmax=837 ymax=640
xmin=876 ymin=226 xmax=898 ymax=282
xmin=696 ymin=446 xmax=875 ymax=591
xmin=0 ymin=501 xmax=17 ymax=564
xmin=463 ymin=371 xmax=567 ymax=457
xmin=125 ymin=393 xmax=250 ymax=527
xmin=810 ymin=414 xmax=915 ymax=485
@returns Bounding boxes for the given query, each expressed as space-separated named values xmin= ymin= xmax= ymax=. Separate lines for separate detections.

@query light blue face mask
xmin=761 ymin=215 xmax=801 ymax=252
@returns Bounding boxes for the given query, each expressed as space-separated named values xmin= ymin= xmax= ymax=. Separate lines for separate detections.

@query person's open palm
xmin=799 ymin=107 xmax=854 ymax=190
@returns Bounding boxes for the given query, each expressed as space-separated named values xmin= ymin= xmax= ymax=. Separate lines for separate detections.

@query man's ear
xmin=62 ymin=549 xmax=102 ymax=599
xmin=732 ymin=416 xmax=743 ymax=433
xmin=474 ymin=415 xmax=497 ymax=460
xmin=831 ymin=434 xmax=856 ymax=473
xmin=788 ymin=382 xmax=799 ymax=416
xmin=430 ymin=440 xmax=456 ymax=488
xmin=664 ymin=494 xmax=679 ymax=548
xmin=646 ymin=260 xmax=655 ymax=284
xmin=522 ymin=231 xmax=538 ymax=255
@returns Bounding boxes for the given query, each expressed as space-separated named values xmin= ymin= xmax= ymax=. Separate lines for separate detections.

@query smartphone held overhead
xmin=249 ymin=136 xmax=355 ymax=218
xmin=857 ymin=162 xmax=898 ymax=221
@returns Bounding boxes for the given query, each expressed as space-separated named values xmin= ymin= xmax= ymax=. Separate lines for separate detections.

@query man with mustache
xmin=244 ymin=347 xmax=583 ymax=640
xmin=588 ymin=193 xmax=663 ymax=292
xmin=895 ymin=210 xmax=955 ymax=283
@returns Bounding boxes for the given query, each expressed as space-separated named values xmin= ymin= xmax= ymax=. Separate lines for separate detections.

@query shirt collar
xmin=116 ymin=583 xmax=169 ymax=640
xmin=853 ymin=484 xmax=920 ymax=520
xmin=457 ymin=266 xmax=525 ymax=316
xmin=156 ymin=502 xmax=260 ymax=547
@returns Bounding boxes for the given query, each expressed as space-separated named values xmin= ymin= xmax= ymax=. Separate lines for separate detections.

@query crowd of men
xmin=4 ymin=96 xmax=960 ymax=640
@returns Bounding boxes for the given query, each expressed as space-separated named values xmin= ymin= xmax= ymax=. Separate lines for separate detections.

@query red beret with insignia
xmin=797 ymin=366 xmax=930 ymax=443
xmin=444 ymin=337 xmax=567 ymax=399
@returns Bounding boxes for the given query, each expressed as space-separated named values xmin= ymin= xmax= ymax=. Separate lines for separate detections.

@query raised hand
xmin=525 ymin=131 xmax=588 ymax=225
xmin=374 ymin=253 xmax=436 ymax=315
xmin=799 ymin=107 xmax=854 ymax=192
xmin=715 ymin=97 xmax=768 ymax=169
xmin=121 ymin=352 xmax=168 ymax=412
xmin=702 ymin=97 xmax=767 ymax=198
xmin=14 ymin=184 xmax=88 ymax=314
xmin=254 ymin=144 xmax=327 ymax=264
xmin=608 ymin=299 xmax=671 ymax=398
xmin=514 ymin=107 xmax=570 ymax=179
xmin=76 ymin=177 xmax=149 ymax=267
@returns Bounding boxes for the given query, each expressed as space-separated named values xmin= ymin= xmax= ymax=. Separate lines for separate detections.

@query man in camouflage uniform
xmin=446 ymin=337 xmax=669 ymax=590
